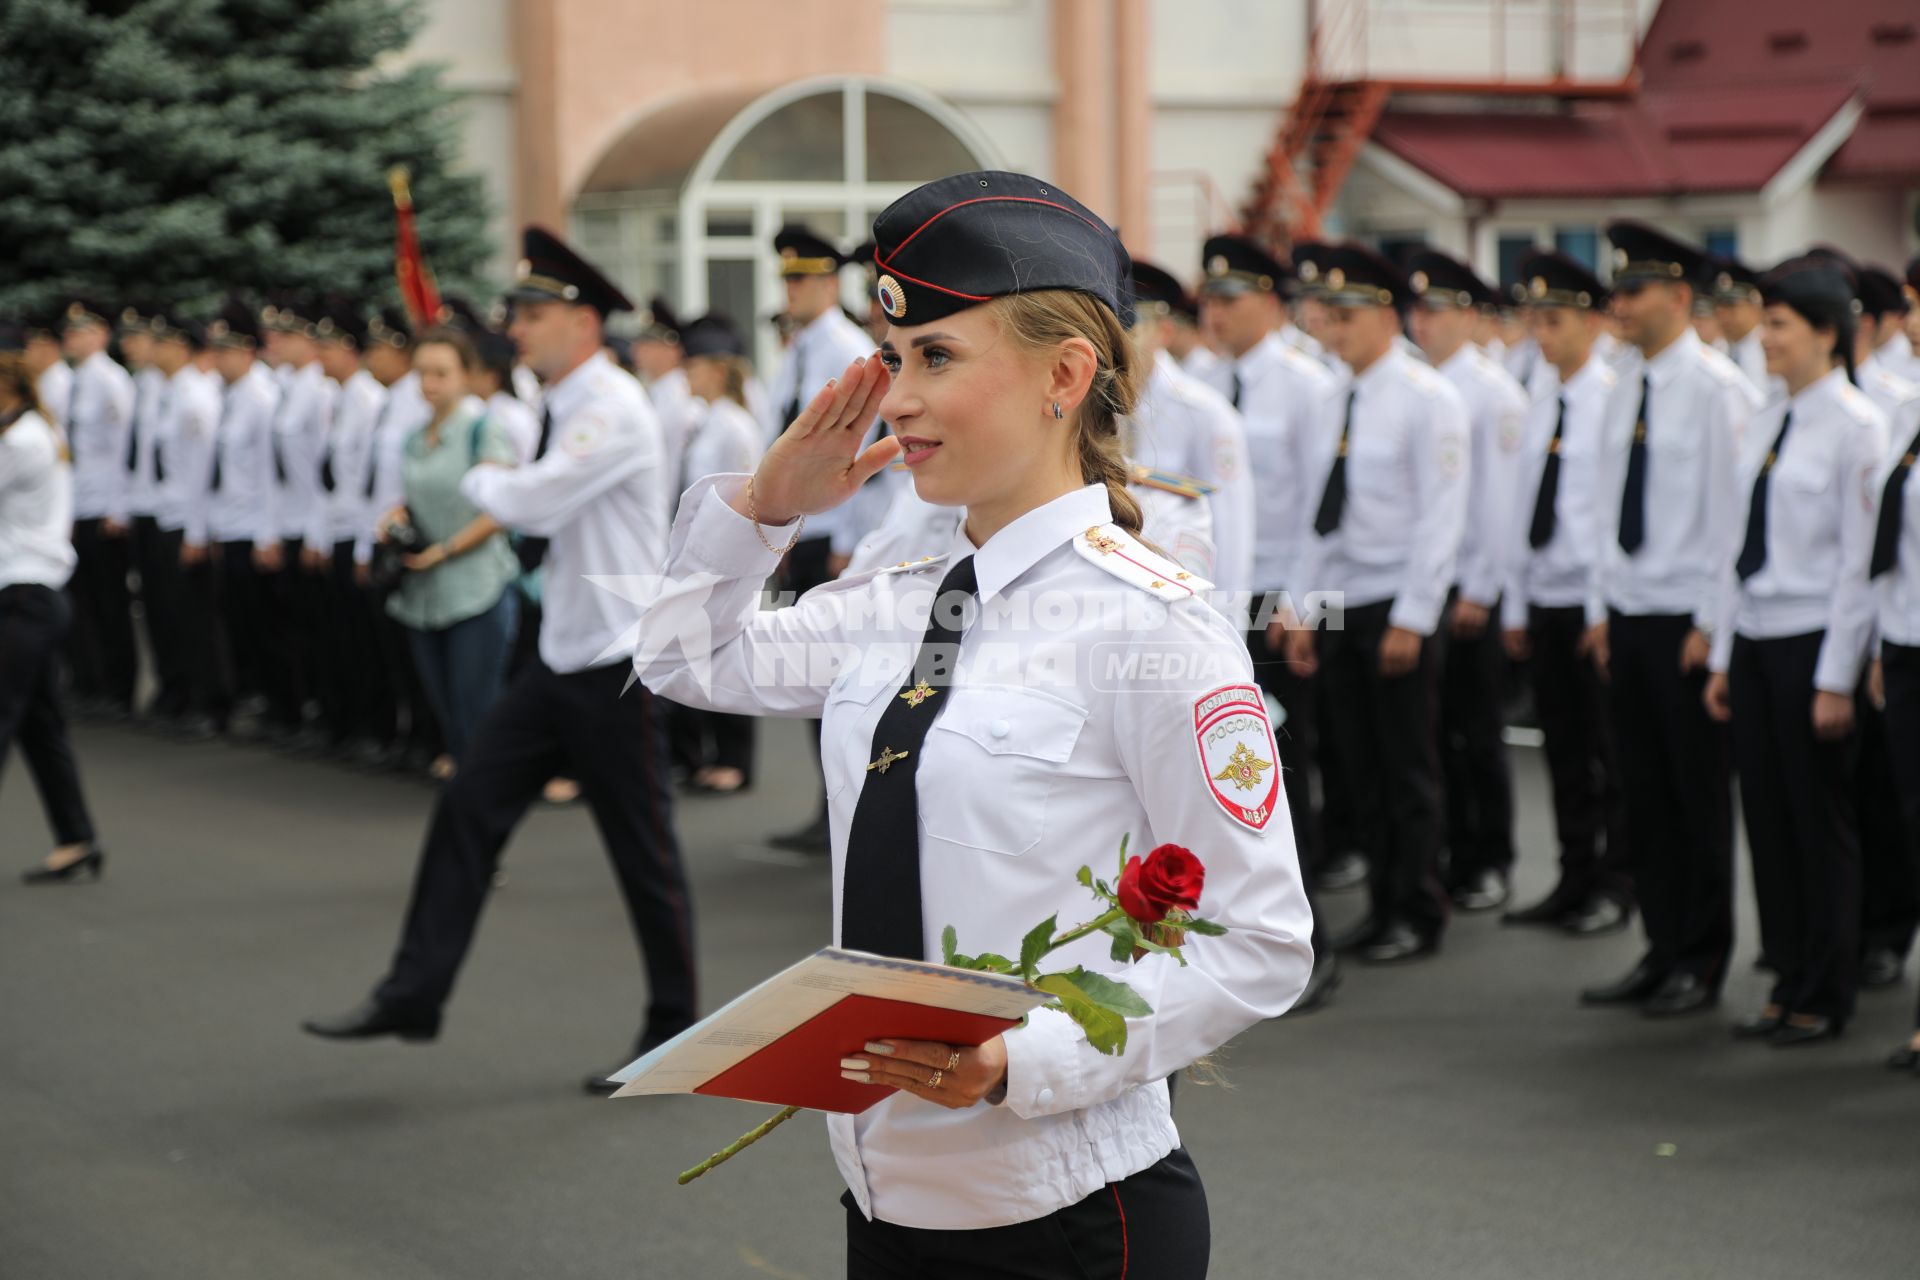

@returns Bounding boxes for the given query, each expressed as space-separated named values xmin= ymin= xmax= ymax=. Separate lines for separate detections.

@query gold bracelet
xmin=744 ymin=476 xmax=805 ymax=554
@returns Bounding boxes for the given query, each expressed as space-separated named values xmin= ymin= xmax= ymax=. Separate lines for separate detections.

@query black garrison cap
xmin=1405 ymin=248 xmax=1496 ymax=310
xmin=1200 ymin=234 xmax=1288 ymax=297
xmin=681 ymin=314 xmax=747 ymax=360
xmin=1515 ymin=248 xmax=1609 ymax=311
xmin=507 ymin=226 xmax=633 ymax=316
xmin=1605 ymin=220 xmax=1705 ymax=289
xmin=1318 ymin=242 xmax=1406 ymax=308
xmin=869 ymin=171 xmax=1133 ymax=327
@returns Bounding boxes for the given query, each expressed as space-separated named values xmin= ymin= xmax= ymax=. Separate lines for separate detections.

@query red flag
xmin=388 ymin=167 xmax=441 ymax=329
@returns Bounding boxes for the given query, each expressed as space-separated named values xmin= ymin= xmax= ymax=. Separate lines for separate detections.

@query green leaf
xmin=1117 ymin=832 xmax=1131 ymax=880
xmin=1180 ymin=916 xmax=1228 ymax=937
xmin=1075 ymin=865 xmax=1093 ymax=889
xmin=1094 ymin=879 xmax=1113 ymax=900
xmin=1035 ymin=981 xmax=1130 ymax=1056
xmin=1110 ymin=933 xmax=1135 ymax=964
xmin=1019 ymin=914 xmax=1058 ymax=980
xmin=1053 ymin=966 xmax=1154 ymax=1018
xmin=941 ymin=925 xmax=958 ymax=965
xmin=1131 ymin=935 xmax=1188 ymax=966
xmin=966 ymin=952 xmax=1017 ymax=974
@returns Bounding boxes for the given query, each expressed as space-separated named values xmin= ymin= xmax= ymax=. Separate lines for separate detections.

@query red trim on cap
xmin=874 ymin=195 xmax=1109 ymax=305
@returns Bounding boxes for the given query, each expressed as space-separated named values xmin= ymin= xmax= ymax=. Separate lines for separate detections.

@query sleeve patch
xmin=1193 ymin=683 xmax=1280 ymax=832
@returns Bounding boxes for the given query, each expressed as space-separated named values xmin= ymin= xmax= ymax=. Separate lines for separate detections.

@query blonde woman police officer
xmin=636 ymin=171 xmax=1311 ymax=1279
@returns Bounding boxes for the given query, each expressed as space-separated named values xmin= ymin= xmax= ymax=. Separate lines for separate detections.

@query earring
xmin=1051 ymin=402 xmax=1064 ymax=420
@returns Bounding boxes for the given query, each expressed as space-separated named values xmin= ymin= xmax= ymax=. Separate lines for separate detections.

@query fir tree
xmin=0 ymin=0 xmax=490 ymax=316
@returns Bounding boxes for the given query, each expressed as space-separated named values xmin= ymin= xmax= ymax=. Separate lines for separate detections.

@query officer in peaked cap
xmin=630 ymin=295 xmax=694 ymax=492
xmin=1405 ymin=248 xmax=1528 ymax=916
xmin=305 ymin=223 xmax=699 ymax=1097
xmin=59 ymin=293 xmax=139 ymax=715
xmin=1285 ymin=240 xmax=1470 ymax=966
xmin=117 ymin=297 xmax=178 ymax=721
xmin=1200 ymin=233 xmax=1324 ymax=377
xmin=1708 ymin=254 xmax=1768 ymax=394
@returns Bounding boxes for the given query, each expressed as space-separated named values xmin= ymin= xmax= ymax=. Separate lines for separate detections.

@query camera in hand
xmin=369 ymin=510 xmax=430 ymax=594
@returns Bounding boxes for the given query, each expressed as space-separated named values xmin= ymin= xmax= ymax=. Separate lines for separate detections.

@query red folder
xmin=693 ymin=993 xmax=1023 ymax=1114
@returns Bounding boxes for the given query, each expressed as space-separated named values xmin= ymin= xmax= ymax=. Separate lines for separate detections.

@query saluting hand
xmin=733 ymin=355 xmax=898 ymax=527
xmin=840 ymin=1035 xmax=1008 ymax=1111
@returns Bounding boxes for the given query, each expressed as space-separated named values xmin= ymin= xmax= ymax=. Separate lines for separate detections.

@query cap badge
xmin=877 ymin=274 xmax=907 ymax=321
xmin=1327 ymin=267 xmax=1345 ymax=291
xmin=1207 ymin=256 xmax=1228 ymax=277
xmin=1409 ymin=271 xmax=1429 ymax=294
xmin=1613 ymin=247 xmax=1628 ymax=270
xmin=1298 ymin=261 xmax=1319 ymax=283
xmin=1530 ymin=276 xmax=1548 ymax=298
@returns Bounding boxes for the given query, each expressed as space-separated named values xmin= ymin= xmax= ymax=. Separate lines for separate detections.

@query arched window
xmin=573 ymin=77 xmax=1000 ymax=374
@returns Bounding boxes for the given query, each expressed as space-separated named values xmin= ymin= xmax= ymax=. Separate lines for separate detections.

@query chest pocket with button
xmin=918 ymin=685 xmax=1090 ymax=856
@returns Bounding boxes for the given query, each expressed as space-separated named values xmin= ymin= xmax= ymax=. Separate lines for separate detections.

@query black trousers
xmin=1528 ymin=605 xmax=1630 ymax=901
xmin=374 ymin=661 xmax=697 ymax=1040
xmin=1854 ymin=689 xmax=1915 ymax=961
xmin=1880 ymin=644 xmax=1920 ymax=1030
xmin=1316 ymin=599 xmax=1449 ymax=937
xmin=1243 ymin=601 xmax=1329 ymax=955
xmin=323 ymin=542 xmax=389 ymax=746
xmin=1608 ymin=612 xmax=1733 ymax=984
xmin=845 ymin=1147 xmax=1208 ymax=1280
xmin=131 ymin=515 xmax=187 ymax=716
xmin=1439 ymin=607 xmax=1515 ymax=883
xmin=169 ymin=538 xmax=232 ymax=722
xmin=66 ymin=516 xmax=136 ymax=708
xmin=216 ymin=541 xmax=271 ymax=709
xmin=1730 ymin=632 xmax=1860 ymax=1020
xmin=667 ymin=700 xmax=757 ymax=780
xmin=0 ymin=585 xmax=96 ymax=846
xmin=262 ymin=537 xmax=325 ymax=731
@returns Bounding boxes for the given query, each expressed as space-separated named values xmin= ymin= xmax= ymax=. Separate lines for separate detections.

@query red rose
xmin=1116 ymin=843 xmax=1205 ymax=925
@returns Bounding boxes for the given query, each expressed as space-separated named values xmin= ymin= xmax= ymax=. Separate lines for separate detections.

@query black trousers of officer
xmin=67 ymin=516 xmax=136 ymax=708
xmin=667 ymin=701 xmax=757 ymax=782
xmin=1608 ymin=612 xmax=1732 ymax=983
xmin=1317 ymin=598 xmax=1450 ymax=939
xmin=1854 ymin=690 xmax=1915 ymax=963
xmin=1529 ymin=604 xmax=1630 ymax=903
xmin=374 ymin=661 xmax=697 ymax=1041
xmin=216 ymin=541 xmax=272 ymax=710
xmin=1879 ymin=643 xmax=1920 ymax=1028
xmin=844 ymin=1147 xmax=1208 ymax=1280
xmin=169 ymin=537 xmax=232 ymax=723
xmin=0 ymin=584 xmax=97 ymax=846
xmin=131 ymin=515 xmax=188 ymax=716
xmin=1730 ymin=632 xmax=1860 ymax=1021
xmin=1243 ymin=600 xmax=1329 ymax=955
xmin=324 ymin=542 xmax=389 ymax=747
xmin=1439 ymin=603 xmax=1515 ymax=886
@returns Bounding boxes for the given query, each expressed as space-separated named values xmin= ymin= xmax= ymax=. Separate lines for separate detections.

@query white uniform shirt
xmin=271 ymin=361 xmax=330 ymax=543
xmin=126 ymin=365 xmax=168 ymax=518
xmin=1707 ymin=368 xmax=1886 ymax=693
xmin=764 ymin=308 xmax=878 ymax=550
xmin=1292 ymin=346 xmax=1472 ymax=635
xmin=201 ymin=362 xmax=281 ymax=548
xmin=677 ymin=397 xmax=763 ymax=495
xmin=1875 ymin=331 xmax=1920 ymax=386
xmin=1726 ymin=326 xmax=1771 ymax=399
xmin=461 ymin=351 xmax=667 ymax=673
xmin=316 ymin=370 xmax=387 ymax=551
xmin=1438 ymin=345 xmax=1529 ymax=607
xmin=1278 ymin=322 xmax=1324 ymax=367
xmin=1179 ymin=344 xmax=1227 ymax=394
xmin=67 ymin=350 xmax=135 ymax=521
xmin=1502 ymin=335 xmax=1543 ymax=393
xmin=0 ymin=410 xmax=76 ymax=589
xmin=36 ymin=361 xmax=73 ymax=429
xmin=1230 ymin=332 xmax=1337 ymax=594
xmin=1586 ymin=328 xmax=1756 ymax=629
xmin=647 ymin=365 xmax=695 ymax=484
xmin=1126 ymin=352 xmax=1254 ymax=596
xmin=1503 ymin=356 xmax=1618 ymax=629
xmin=635 ymin=478 xmax=1311 ymax=1230
xmin=155 ymin=367 xmax=221 ymax=537
xmin=361 ymin=372 xmax=433 ymax=561
xmin=487 ymin=391 xmax=541 ymax=466
xmin=1871 ymin=368 xmax=1920 ymax=648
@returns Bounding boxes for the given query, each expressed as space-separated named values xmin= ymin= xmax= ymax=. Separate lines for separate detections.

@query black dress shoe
xmin=1579 ymin=956 xmax=1666 ymax=1006
xmin=1289 ymin=954 xmax=1341 ymax=1014
xmin=1313 ymin=851 xmax=1369 ymax=894
xmin=21 ymin=846 xmax=106 ymax=885
xmin=1860 ymin=948 xmax=1905 ymax=989
xmin=583 ymin=1027 xmax=689 ymax=1094
xmin=1501 ymin=885 xmax=1582 ymax=927
xmin=1451 ymin=869 xmax=1510 ymax=913
xmin=1731 ymin=1009 xmax=1784 ymax=1040
xmin=1561 ymin=894 xmax=1630 ymax=937
xmin=1883 ymin=1043 xmax=1920 ymax=1072
xmin=1642 ymin=972 xmax=1718 ymax=1018
xmin=1358 ymin=922 xmax=1439 ymax=965
xmin=301 ymin=997 xmax=440 ymax=1042
xmin=1330 ymin=915 xmax=1390 ymax=954
xmin=1769 ymin=1016 xmax=1843 ymax=1048
xmin=767 ymin=812 xmax=830 ymax=855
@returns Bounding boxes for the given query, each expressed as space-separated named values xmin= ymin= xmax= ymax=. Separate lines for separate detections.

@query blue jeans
xmin=405 ymin=591 xmax=519 ymax=762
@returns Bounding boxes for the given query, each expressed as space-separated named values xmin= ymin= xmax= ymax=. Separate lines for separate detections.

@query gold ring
xmin=946 ymin=1050 xmax=961 ymax=1072
xmin=927 ymin=1070 xmax=944 ymax=1089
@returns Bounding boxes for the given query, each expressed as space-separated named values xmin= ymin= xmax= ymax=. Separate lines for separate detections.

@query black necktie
xmin=1617 ymin=374 xmax=1651 ymax=553
xmin=840 ymin=555 xmax=980 ymax=960
xmin=125 ymin=390 xmax=142 ymax=473
xmin=1312 ymin=389 xmax=1355 ymax=537
xmin=1229 ymin=370 xmax=1242 ymax=409
xmin=1735 ymin=408 xmax=1794 ymax=582
xmin=364 ymin=393 xmax=397 ymax=501
xmin=1869 ymin=422 xmax=1920 ymax=579
xmin=211 ymin=383 xmax=231 ymax=492
xmin=1528 ymin=395 xmax=1567 ymax=549
xmin=514 ymin=406 xmax=554 ymax=572
xmin=319 ymin=438 xmax=336 ymax=492
xmin=783 ymin=345 xmax=807 ymax=429
xmin=152 ymin=388 xmax=170 ymax=484
xmin=271 ymin=414 xmax=288 ymax=485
